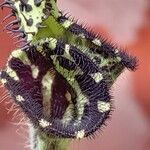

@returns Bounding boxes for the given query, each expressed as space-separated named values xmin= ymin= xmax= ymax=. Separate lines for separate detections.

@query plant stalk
xmin=29 ymin=124 xmax=71 ymax=150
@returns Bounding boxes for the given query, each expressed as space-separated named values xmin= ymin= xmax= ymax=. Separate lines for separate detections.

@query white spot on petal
xmin=97 ymin=101 xmax=111 ymax=113
xmin=76 ymin=130 xmax=85 ymax=139
xmin=79 ymin=33 xmax=85 ymax=38
xmin=92 ymin=38 xmax=102 ymax=46
xmin=16 ymin=95 xmax=25 ymax=102
xmin=39 ymin=119 xmax=51 ymax=128
xmin=117 ymin=56 xmax=122 ymax=62
xmin=115 ymin=49 xmax=119 ymax=54
xmin=63 ymin=20 xmax=73 ymax=28
xmin=91 ymin=72 xmax=103 ymax=83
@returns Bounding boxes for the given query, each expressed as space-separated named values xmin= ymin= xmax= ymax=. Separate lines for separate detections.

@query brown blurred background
xmin=0 ymin=0 xmax=150 ymax=149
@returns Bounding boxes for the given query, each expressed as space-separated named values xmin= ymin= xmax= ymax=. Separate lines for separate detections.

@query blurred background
xmin=0 ymin=0 xmax=150 ymax=149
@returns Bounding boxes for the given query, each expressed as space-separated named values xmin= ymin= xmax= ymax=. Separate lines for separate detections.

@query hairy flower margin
xmin=0 ymin=0 xmax=138 ymax=140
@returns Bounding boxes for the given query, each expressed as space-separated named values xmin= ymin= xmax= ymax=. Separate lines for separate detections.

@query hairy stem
xmin=29 ymin=125 xmax=71 ymax=150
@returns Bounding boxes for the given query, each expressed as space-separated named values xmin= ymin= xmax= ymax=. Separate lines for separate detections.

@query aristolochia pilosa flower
xmin=0 ymin=0 xmax=137 ymax=139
